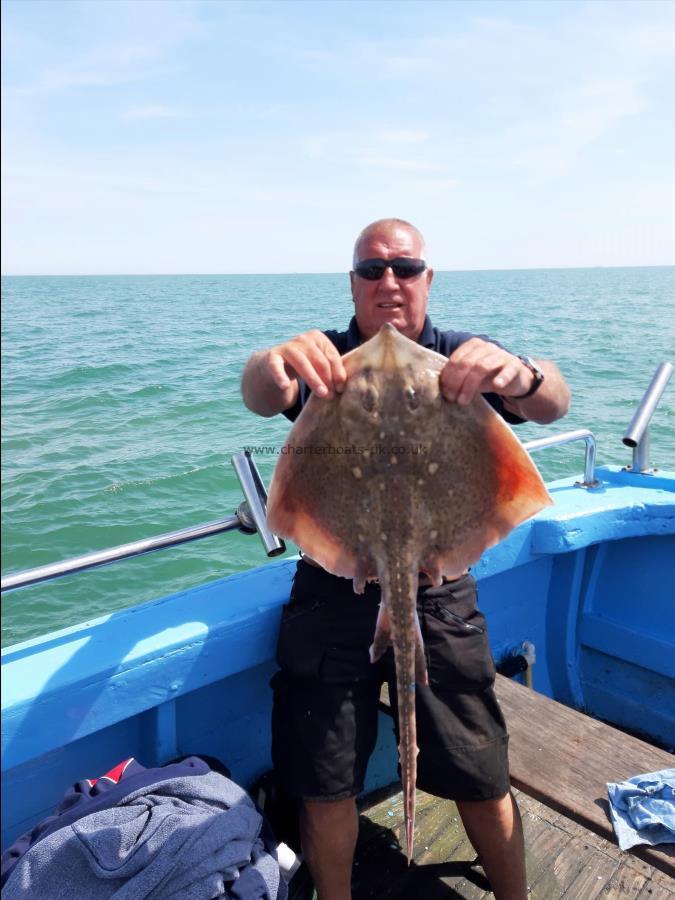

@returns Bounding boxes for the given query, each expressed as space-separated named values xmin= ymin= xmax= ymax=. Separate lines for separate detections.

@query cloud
xmin=377 ymin=130 xmax=429 ymax=144
xmin=36 ymin=44 xmax=166 ymax=92
xmin=300 ymin=128 xmax=448 ymax=176
xmin=2 ymin=0 xmax=674 ymax=274
xmin=121 ymin=105 xmax=186 ymax=121
xmin=473 ymin=75 xmax=645 ymax=178
xmin=3 ymin=0 xmax=205 ymax=94
xmin=354 ymin=156 xmax=443 ymax=174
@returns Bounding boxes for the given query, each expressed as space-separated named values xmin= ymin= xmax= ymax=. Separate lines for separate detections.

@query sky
xmin=2 ymin=0 xmax=674 ymax=275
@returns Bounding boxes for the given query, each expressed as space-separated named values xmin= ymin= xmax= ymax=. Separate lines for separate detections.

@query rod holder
xmin=231 ymin=452 xmax=286 ymax=557
xmin=622 ymin=362 xmax=673 ymax=474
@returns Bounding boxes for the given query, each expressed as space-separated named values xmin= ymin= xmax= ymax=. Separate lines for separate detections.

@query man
xmin=241 ymin=219 xmax=570 ymax=900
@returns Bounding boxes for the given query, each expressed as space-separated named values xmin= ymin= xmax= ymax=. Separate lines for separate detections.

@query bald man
xmin=242 ymin=219 xmax=570 ymax=900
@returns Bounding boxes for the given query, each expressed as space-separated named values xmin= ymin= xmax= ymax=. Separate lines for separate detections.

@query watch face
xmin=522 ymin=356 xmax=543 ymax=379
xmin=515 ymin=355 xmax=544 ymax=399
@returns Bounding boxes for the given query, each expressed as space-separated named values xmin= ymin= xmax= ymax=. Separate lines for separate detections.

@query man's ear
xmin=349 ymin=270 xmax=356 ymax=301
xmin=426 ymin=267 xmax=434 ymax=289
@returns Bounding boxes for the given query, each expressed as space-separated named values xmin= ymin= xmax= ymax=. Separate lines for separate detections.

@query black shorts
xmin=270 ymin=560 xmax=509 ymax=803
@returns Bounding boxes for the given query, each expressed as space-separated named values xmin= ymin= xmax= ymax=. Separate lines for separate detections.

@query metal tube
xmin=523 ymin=428 xmax=598 ymax=487
xmin=1 ymin=514 xmax=241 ymax=593
xmin=623 ymin=362 xmax=673 ymax=449
xmin=3 ymin=453 xmax=287 ymax=593
xmin=633 ymin=428 xmax=651 ymax=474
xmin=231 ymin=452 xmax=286 ymax=557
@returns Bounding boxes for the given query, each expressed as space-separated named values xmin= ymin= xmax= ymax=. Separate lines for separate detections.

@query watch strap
xmin=511 ymin=355 xmax=545 ymax=400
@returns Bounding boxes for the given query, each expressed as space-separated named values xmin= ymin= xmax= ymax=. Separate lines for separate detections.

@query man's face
xmin=350 ymin=223 xmax=434 ymax=341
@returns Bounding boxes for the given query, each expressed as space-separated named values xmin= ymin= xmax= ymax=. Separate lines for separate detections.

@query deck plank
xmin=519 ymin=804 xmax=576 ymax=894
xmin=636 ymin=880 xmax=675 ymax=899
xmin=605 ymin=860 xmax=663 ymax=898
xmin=494 ymin=675 xmax=675 ymax=877
xmin=561 ymin=843 xmax=621 ymax=898
xmin=352 ymin=785 xmax=674 ymax=899
xmin=528 ymin=832 xmax=599 ymax=898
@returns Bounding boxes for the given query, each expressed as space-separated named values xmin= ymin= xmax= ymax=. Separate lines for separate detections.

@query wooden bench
xmin=494 ymin=675 xmax=674 ymax=877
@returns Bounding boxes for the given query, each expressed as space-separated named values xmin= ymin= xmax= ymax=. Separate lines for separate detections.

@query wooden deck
xmin=286 ymin=678 xmax=675 ymax=897
xmin=352 ymin=786 xmax=675 ymax=899
xmin=494 ymin=675 xmax=675 ymax=878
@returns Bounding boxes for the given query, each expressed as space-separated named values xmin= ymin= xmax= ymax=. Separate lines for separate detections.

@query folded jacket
xmin=4 ymin=768 xmax=287 ymax=899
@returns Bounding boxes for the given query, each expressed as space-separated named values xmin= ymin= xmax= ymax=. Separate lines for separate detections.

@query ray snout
xmin=357 ymin=323 xmax=415 ymax=373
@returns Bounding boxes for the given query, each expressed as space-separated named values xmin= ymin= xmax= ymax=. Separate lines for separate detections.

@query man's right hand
xmin=267 ymin=330 xmax=347 ymax=399
xmin=241 ymin=330 xmax=347 ymax=417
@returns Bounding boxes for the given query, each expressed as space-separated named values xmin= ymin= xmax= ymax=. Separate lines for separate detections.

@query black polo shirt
xmin=282 ymin=314 xmax=525 ymax=425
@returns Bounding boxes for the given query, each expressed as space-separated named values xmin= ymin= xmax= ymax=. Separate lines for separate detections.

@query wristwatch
xmin=512 ymin=355 xmax=545 ymax=400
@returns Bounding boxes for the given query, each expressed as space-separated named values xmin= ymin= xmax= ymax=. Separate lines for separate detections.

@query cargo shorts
xmin=270 ymin=560 xmax=510 ymax=803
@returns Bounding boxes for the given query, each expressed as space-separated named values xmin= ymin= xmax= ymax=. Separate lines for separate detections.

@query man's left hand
xmin=440 ymin=337 xmax=533 ymax=405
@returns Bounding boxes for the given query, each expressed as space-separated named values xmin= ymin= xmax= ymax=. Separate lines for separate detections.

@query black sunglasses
xmin=353 ymin=257 xmax=427 ymax=281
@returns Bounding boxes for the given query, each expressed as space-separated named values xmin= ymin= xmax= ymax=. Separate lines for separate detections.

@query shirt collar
xmin=346 ymin=315 xmax=435 ymax=350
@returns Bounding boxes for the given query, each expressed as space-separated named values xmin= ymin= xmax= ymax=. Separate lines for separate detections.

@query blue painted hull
xmin=2 ymin=465 xmax=674 ymax=851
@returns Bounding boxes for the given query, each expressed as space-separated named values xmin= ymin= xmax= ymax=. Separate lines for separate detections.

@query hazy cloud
xmin=121 ymin=105 xmax=187 ymax=121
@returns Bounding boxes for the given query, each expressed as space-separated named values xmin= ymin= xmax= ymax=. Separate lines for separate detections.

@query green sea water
xmin=2 ymin=268 xmax=674 ymax=648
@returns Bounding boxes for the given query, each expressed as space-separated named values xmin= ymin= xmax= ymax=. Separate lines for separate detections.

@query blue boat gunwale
xmin=1 ymin=463 xmax=674 ymax=852
xmin=3 ymin=465 xmax=673 ymax=757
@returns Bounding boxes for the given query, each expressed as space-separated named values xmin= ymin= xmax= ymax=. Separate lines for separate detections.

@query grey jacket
xmin=4 ymin=771 xmax=286 ymax=899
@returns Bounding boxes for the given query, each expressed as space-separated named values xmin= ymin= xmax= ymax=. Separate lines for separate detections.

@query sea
xmin=2 ymin=267 xmax=674 ymax=648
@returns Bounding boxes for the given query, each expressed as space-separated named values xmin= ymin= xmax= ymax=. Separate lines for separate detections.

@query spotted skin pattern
xmin=267 ymin=324 xmax=552 ymax=863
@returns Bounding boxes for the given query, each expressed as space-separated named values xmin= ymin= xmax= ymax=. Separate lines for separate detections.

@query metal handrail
xmin=1 ymin=515 xmax=242 ymax=592
xmin=1 ymin=452 xmax=285 ymax=593
xmin=622 ymin=362 xmax=673 ymax=474
xmin=523 ymin=429 xmax=599 ymax=488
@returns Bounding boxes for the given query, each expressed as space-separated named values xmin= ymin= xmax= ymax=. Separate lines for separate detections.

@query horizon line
xmin=3 ymin=263 xmax=674 ymax=278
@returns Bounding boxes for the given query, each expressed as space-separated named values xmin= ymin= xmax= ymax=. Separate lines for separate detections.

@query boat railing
xmin=523 ymin=429 xmax=599 ymax=488
xmin=0 ymin=432 xmax=600 ymax=593
xmin=0 ymin=452 xmax=284 ymax=593
xmin=622 ymin=362 xmax=673 ymax=474
xmin=2 ymin=364 xmax=671 ymax=593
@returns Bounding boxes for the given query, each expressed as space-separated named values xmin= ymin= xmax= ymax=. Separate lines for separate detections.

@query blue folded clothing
xmin=607 ymin=768 xmax=675 ymax=851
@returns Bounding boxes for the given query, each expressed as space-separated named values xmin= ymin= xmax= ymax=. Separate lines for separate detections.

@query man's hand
xmin=241 ymin=330 xmax=347 ymax=417
xmin=267 ymin=330 xmax=347 ymax=399
xmin=440 ymin=338 xmax=532 ymax=404
xmin=440 ymin=337 xmax=570 ymax=424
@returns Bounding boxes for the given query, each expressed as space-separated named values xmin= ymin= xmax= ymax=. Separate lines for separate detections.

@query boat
xmin=1 ymin=363 xmax=673 ymax=893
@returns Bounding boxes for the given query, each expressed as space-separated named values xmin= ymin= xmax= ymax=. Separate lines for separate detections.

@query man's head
xmin=350 ymin=218 xmax=434 ymax=341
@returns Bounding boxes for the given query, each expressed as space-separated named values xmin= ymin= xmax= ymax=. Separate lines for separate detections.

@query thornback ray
xmin=266 ymin=322 xmax=552 ymax=864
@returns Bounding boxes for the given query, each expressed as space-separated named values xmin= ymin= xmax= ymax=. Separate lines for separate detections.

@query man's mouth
xmin=377 ymin=302 xmax=403 ymax=309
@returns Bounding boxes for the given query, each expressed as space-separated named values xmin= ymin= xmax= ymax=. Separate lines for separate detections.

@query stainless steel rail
xmin=622 ymin=362 xmax=673 ymax=474
xmin=1 ymin=452 xmax=285 ymax=593
xmin=231 ymin=452 xmax=285 ymax=557
xmin=523 ymin=429 xmax=599 ymax=488
xmin=1 ymin=515 xmax=242 ymax=592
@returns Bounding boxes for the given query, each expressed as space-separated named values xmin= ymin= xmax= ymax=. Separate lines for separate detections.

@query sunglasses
xmin=353 ymin=257 xmax=427 ymax=281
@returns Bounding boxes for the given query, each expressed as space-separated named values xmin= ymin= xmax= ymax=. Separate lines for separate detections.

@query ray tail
xmin=378 ymin=554 xmax=426 ymax=865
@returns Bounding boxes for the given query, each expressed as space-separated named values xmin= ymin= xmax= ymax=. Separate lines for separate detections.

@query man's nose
xmin=379 ymin=266 xmax=399 ymax=287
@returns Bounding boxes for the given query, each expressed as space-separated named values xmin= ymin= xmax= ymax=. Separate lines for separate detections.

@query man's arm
xmin=439 ymin=337 xmax=570 ymax=425
xmin=500 ymin=359 xmax=570 ymax=424
xmin=241 ymin=330 xmax=347 ymax=418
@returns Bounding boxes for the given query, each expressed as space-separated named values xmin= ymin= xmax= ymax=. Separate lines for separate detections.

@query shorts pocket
xmin=422 ymin=580 xmax=496 ymax=691
xmin=318 ymin=646 xmax=374 ymax=685
xmin=276 ymin=601 xmax=325 ymax=678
